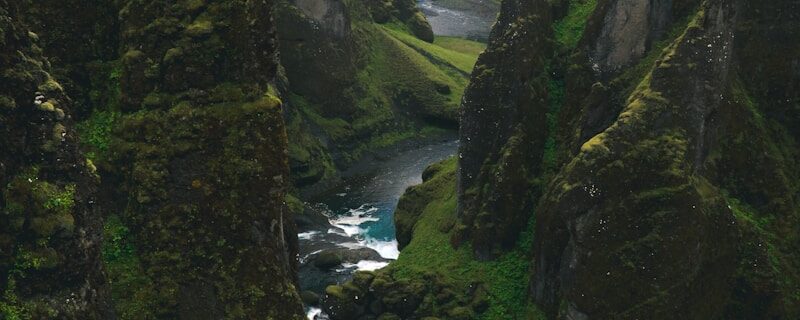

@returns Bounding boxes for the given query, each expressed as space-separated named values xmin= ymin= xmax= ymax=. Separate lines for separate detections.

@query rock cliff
xmin=456 ymin=0 xmax=800 ymax=318
xmin=104 ymin=0 xmax=305 ymax=318
xmin=0 ymin=1 xmax=113 ymax=317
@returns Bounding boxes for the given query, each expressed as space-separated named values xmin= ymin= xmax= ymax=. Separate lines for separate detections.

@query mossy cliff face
xmin=0 ymin=1 xmax=113 ymax=318
xmin=534 ymin=1 xmax=742 ymax=317
xmin=455 ymin=0 xmax=554 ymax=259
xmin=19 ymin=0 xmax=120 ymax=120
xmin=453 ymin=0 xmax=800 ymax=318
xmin=103 ymin=0 xmax=304 ymax=318
xmin=277 ymin=0 xmax=474 ymax=191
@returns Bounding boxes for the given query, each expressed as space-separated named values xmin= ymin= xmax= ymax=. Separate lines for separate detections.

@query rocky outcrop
xmin=395 ymin=157 xmax=453 ymax=249
xmin=534 ymin=1 xmax=741 ymax=317
xmin=18 ymin=0 xmax=120 ymax=120
xmin=589 ymin=0 xmax=672 ymax=74
xmin=104 ymin=0 xmax=305 ymax=318
xmin=322 ymin=263 xmax=488 ymax=320
xmin=455 ymin=0 xmax=799 ymax=318
xmin=0 ymin=1 xmax=113 ymax=317
xmin=455 ymin=0 xmax=554 ymax=259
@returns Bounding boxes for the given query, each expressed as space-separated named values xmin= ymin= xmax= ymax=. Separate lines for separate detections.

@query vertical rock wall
xmin=0 ymin=1 xmax=113 ymax=317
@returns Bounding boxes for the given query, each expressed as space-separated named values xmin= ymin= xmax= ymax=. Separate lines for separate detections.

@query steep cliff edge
xmin=456 ymin=0 xmax=799 ymax=318
xmin=99 ymin=0 xmax=305 ymax=318
xmin=456 ymin=0 xmax=554 ymax=259
xmin=0 ymin=1 xmax=113 ymax=317
xmin=16 ymin=0 xmax=307 ymax=318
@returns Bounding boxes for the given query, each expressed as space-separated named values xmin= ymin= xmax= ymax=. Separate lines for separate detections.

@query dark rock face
xmin=456 ymin=0 xmax=554 ymax=259
xmin=105 ymin=0 xmax=305 ymax=318
xmin=0 ymin=1 xmax=113 ymax=317
xmin=19 ymin=0 xmax=120 ymax=120
xmin=534 ymin=1 xmax=741 ymax=317
xmin=455 ymin=0 xmax=800 ymax=317
xmin=589 ymin=0 xmax=673 ymax=74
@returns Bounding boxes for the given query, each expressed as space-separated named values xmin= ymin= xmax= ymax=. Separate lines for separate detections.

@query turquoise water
xmin=312 ymin=139 xmax=459 ymax=258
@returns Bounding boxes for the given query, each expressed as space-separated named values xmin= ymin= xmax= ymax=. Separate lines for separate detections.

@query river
xmin=418 ymin=0 xmax=497 ymax=42
xmin=300 ymin=139 xmax=459 ymax=319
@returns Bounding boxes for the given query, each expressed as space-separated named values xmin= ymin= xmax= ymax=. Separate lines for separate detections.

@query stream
xmin=300 ymin=139 xmax=459 ymax=319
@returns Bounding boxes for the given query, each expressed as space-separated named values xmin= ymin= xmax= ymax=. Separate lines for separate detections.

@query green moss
xmin=553 ymin=0 xmax=597 ymax=49
xmin=76 ymin=110 xmax=120 ymax=162
xmin=389 ymin=158 xmax=546 ymax=319
xmin=101 ymin=215 xmax=159 ymax=319
xmin=0 ymin=278 xmax=28 ymax=320
xmin=325 ymin=285 xmax=345 ymax=299
xmin=37 ymin=78 xmax=63 ymax=93
xmin=0 ymin=95 xmax=15 ymax=109
xmin=185 ymin=19 xmax=214 ymax=37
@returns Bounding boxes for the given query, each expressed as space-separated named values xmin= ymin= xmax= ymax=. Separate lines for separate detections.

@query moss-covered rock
xmin=456 ymin=0 xmax=555 ymax=259
xmin=0 ymin=1 xmax=113 ymax=317
xmin=103 ymin=0 xmax=305 ymax=318
xmin=453 ymin=0 xmax=799 ymax=318
xmin=19 ymin=0 xmax=121 ymax=120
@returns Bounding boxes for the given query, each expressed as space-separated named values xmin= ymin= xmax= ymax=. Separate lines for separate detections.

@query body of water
xmin=418 ymin=0 xmax=496 ymax=42
xmin=301 ymin=139 xmax=459 ymax=319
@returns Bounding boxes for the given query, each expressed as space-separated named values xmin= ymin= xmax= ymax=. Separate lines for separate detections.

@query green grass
xmin=553 ymin=0 xmax=598 ymax=49
xmin=434 ymin=36 xmax=488 ymax=57
xmin=384 ymin=27 xmax=485 ymax=74
xmin=374 ymin=25 xmax=467 ymax=107
xmin=390 ymin=158 xmax=546 ymax=319
xmin=289 ymin=93 xmax=354 ymax=141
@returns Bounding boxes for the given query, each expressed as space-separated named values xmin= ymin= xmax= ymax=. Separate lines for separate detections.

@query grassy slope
xmin=387 ymin=158 xmax=546 ymax=319
xmin=291 ymin=22 xmax=485 ymax=164
xmin=553 ymin=0 xmax=597 ymax=49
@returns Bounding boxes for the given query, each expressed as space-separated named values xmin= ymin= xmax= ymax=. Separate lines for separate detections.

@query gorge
xmin=2 ymin=0 xmax=799 ymax=319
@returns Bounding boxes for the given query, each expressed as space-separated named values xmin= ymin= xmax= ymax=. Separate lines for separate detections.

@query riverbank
xmin=297 ymin=137 xmax=459 ymax=317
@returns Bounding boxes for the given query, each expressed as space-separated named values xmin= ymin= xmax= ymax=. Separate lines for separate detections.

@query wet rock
xmin=302 ymin=290 xmax=322 ymax=306
xmin=323 ymin=283 xmax=367 ymax=319
xmin=314 ymin=250 xmax=345 ymax=270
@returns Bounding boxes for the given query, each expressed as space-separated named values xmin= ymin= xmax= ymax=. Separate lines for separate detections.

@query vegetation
xmin=101 ymin=215 xmax=158 ymax=319
xmin=388 ymin=158 xmax=546 ymax=319
xmin=553 ymin=0 xmax=597 ymax=49
xmin=77 ymin=110 xmax=120 ymax=162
